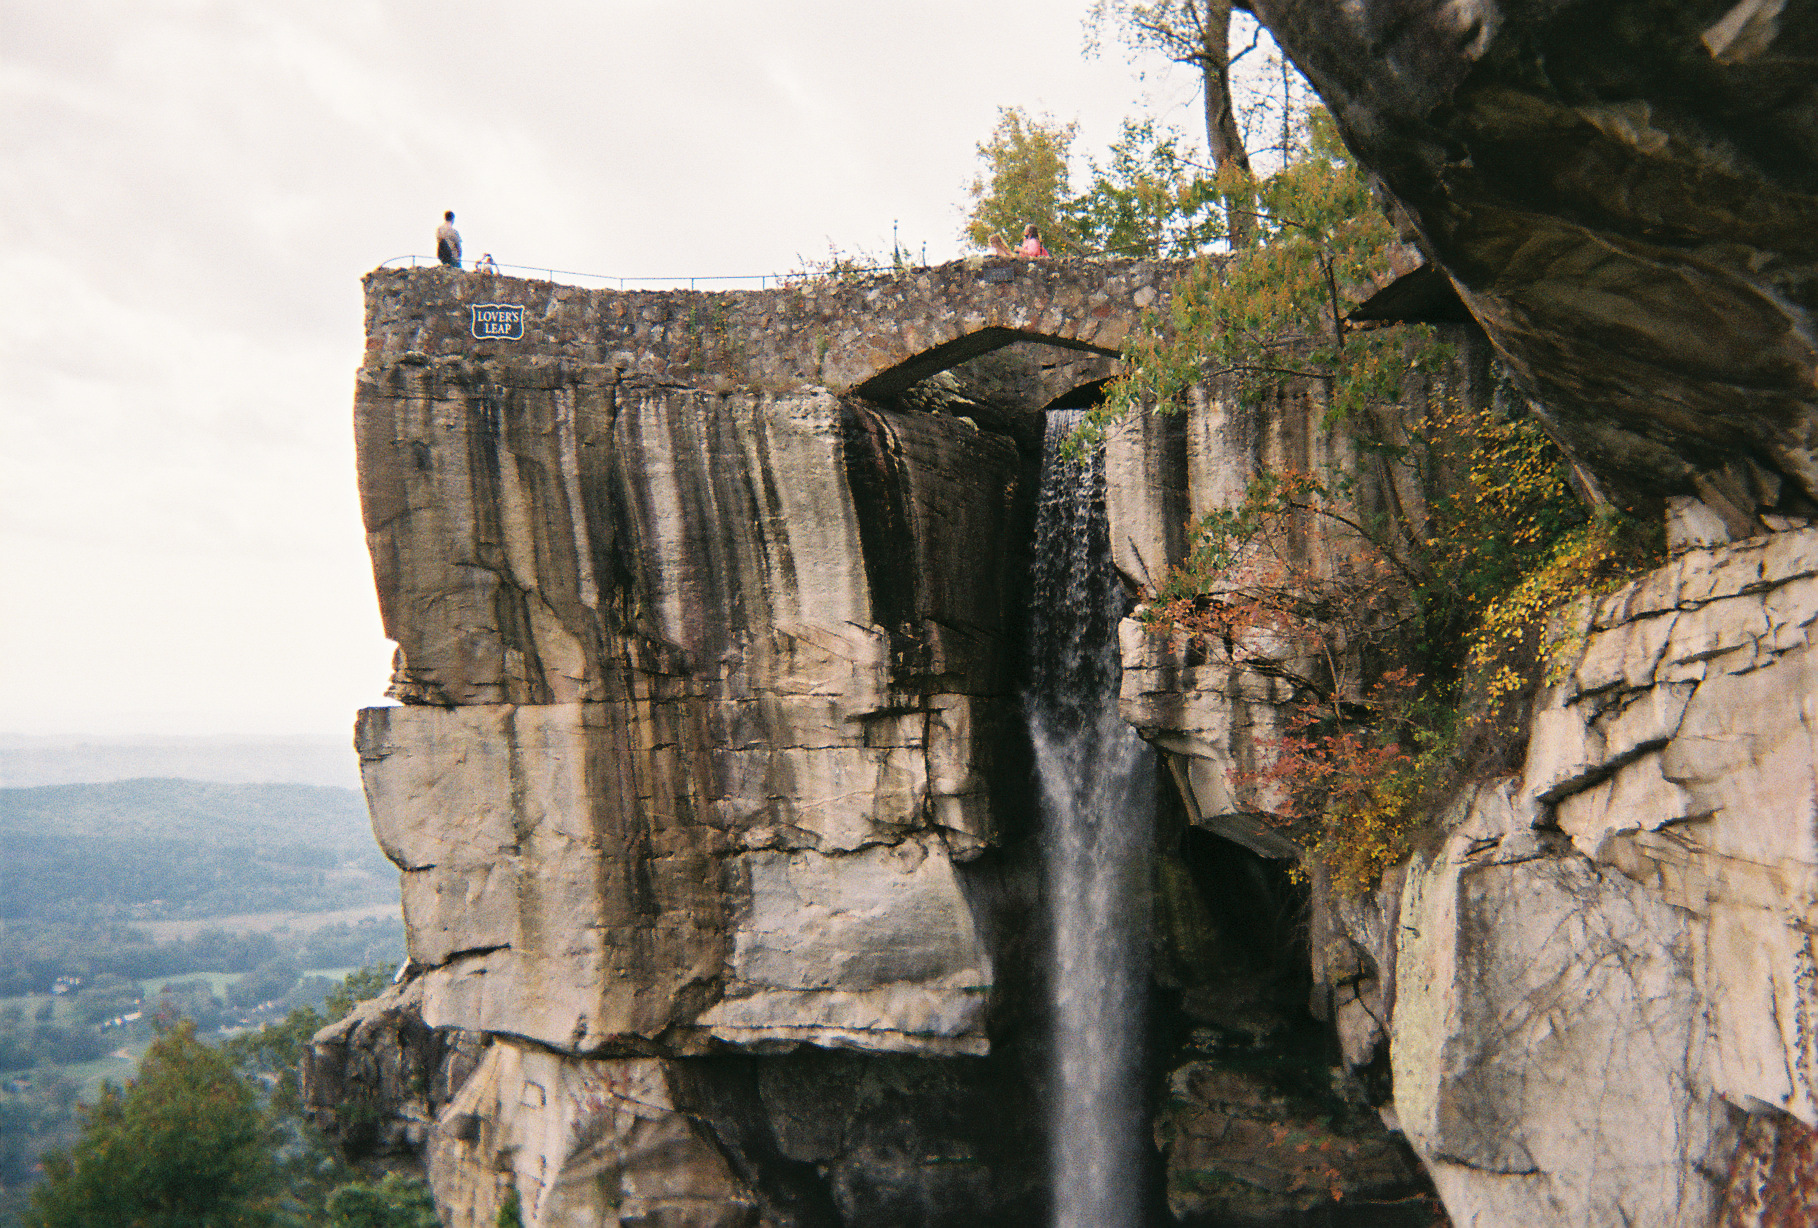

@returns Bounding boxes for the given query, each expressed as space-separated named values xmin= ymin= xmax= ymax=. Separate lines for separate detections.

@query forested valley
xmin=0 ymin=778 xmax=409 ymax=1226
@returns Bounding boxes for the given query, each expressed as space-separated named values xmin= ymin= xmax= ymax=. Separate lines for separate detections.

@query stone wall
xmin=362 ymin=256 xmax=1181 ymax=402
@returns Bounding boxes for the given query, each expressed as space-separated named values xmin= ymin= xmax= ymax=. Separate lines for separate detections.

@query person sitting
xmin=475 ymin=252 xmax=500 ymax=275
xmin=1018 ymin=224 xmax=1050 ymax=258
xmin=436 ymin=210 xmax=462 ymax=267
xmin=988 ymin=231 xmax=1014 ymax=258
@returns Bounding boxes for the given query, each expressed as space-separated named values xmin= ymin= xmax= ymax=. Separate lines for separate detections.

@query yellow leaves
xmin=1464 ymin=514 xmax=1636 ymax=709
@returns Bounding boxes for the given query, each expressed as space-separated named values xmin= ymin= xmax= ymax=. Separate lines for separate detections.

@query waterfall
xmin=1026 ymin=409 xmax=1157 ymax=1228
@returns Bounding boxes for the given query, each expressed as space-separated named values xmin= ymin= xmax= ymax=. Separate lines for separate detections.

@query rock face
xmin=1119 ymin=506 xmax=1818 ymax=1222
xmin=358 ymin=378 xmax=1018 ymax=1058
xmin=325 ymin=242 xmax=1818 ymax=1226
xmin=1392 ymin=527 xmax=1818 ymax=1224
xmin=1249 ymin=0 xmax=1818 ymax=535
xmin=313 ymin=261 xmax=1182 ymax=1226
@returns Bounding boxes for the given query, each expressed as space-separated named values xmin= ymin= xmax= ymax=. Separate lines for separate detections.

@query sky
xmin=0 ymin=0 xmax=1237 ymax=739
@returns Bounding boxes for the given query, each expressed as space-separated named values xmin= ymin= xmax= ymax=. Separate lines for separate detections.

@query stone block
xmin=427 ymin=1041 xmax=759 ymax=1228
xmin=364 ymin=703 xmax=996 ymax=1057
xmin=1394 ymin=825 xmax=1724 ymax=1225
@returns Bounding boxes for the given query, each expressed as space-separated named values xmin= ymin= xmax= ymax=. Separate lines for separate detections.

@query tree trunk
xmin=1198 ymin=0 xmax=1254 ymax=247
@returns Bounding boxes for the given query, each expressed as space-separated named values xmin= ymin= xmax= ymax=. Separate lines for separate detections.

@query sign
xmin=471 ymin=303 xmax=525 ymax=340
xmin=979 ymin=267 xmax=1015 ymax=284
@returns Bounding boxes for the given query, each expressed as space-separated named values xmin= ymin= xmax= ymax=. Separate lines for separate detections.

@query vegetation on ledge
xmin=1075 ymin=107 xmax=1666 ymax=894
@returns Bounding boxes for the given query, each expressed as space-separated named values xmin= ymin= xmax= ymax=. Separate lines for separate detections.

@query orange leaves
xmin=1238 ymin=672 xmax=1427 ymax=896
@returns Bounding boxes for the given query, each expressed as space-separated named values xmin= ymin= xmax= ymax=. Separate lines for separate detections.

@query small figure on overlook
xmin=436 ymin=211 xmax=462 ymax=268
xmin=475 ymin=252 xmax=500 ymax=275
xmin=1018 ymin=224 xmax=1050 ymax=259
xmin=988 ymin=231 xmax=1015 ymax=258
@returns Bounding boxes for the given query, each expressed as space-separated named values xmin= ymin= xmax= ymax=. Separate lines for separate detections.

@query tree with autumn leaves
xmin=1079 ymin=111 xmax=1661 ymax=894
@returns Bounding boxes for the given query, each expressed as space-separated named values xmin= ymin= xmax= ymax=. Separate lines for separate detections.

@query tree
xmin=1085 ymin=0 xmax=1256 ymax=242
xmin=27 ymin=1020 xmax=279 ymax=1228
xmin=1069 ymin=118 xmax=1222 ymax=257
xmin=222 ymin=961 xmax=397 ymax=1219
xmin=324 ymin=1172 xmax=440 ymax=1228
xmin=963 ymin=107 xmax=1079 ymax=254
xmin=1083 ymin=104 xmax=1661 ymax=893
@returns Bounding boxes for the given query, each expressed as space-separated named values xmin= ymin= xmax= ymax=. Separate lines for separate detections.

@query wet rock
xmin=1155 ymin=1056 xmax=1436 ymax=1226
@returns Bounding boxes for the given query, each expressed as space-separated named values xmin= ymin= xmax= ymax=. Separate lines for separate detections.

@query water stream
xmin=1025 ymin=409 xmax=1158 ymax=1228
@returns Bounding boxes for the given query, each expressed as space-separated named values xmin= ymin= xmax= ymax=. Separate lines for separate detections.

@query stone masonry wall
xmin=362 ymin=257 xmax=1183 ymax=401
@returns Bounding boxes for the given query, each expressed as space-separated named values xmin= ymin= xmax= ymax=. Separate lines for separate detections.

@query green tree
xmin=1085 ymin=0 xmax=1255 ymax=242
xmin=222 ymin=961 xmax=396 ymax=1221
xmin=1069 ymin=118 xmax=1222 ymax=257
xmin=963 ymin=107 xmax=1080 ymax=254
xmin=324 ymin=1172 xmax=440 ymax=1228
xmin=224 ymin=961 xmax=392 ymax=1109
xmin=27 ymin=1020 xmax=279 ymax=1228
xmin=1083 ymin=108 xmax=1412 ymax=440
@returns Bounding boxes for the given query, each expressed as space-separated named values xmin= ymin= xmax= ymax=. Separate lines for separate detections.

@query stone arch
xmin=852 ymin=326 xmax=1122 ymax=402
xmin=1041 ymin=377 xmax=1117 ymax=412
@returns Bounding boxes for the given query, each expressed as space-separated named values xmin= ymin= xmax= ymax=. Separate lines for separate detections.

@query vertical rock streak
xmin=1026 ymin=409 xmax=1157 ymax=1228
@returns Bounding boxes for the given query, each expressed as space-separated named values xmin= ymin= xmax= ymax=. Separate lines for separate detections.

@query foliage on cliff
xmin=1094 ymin=107 xmax=1662 ymax=893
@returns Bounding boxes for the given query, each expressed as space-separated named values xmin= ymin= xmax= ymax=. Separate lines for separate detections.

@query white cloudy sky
xmin=1 ymin=0 xmax=1239 ymax=738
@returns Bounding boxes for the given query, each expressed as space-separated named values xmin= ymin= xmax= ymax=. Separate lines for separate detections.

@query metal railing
xmin=378 ymin=254 xmax=903 ymax=292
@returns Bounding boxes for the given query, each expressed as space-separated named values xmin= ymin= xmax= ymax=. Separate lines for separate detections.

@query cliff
xmin=313 ymin=140 xmax=1818 ymax=1222
xmin=310 ymin=260 xmax=1451 ymax=1225
xmin=1119 ymin=503 xmax=1818 ymax=1223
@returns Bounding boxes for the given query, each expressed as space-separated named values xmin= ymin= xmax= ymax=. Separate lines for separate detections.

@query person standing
xmin=436 ymin=211 xmax=462 ymax=267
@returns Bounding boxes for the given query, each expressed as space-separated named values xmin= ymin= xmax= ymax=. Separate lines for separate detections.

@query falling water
xmin=1026 ymin=410 xmax=1157 ymax=1228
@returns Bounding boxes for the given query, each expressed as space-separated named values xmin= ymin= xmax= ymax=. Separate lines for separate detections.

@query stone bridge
xmin=361 ymin=255 xmax=1188 ymax=400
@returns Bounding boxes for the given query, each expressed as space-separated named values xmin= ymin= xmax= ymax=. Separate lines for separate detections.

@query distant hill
xmin=0 ymin=734 xmax=364 ymax=789
xmin=0 ymin=779 xmax=393 ymax=923
xmin=0 ymin=779 xmax=374 ymax=850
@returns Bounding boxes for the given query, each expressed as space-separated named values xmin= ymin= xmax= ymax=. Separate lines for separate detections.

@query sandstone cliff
xmin=316 ymin=207 xmax=1818 ymax=1223
xmin=312 ymin=259 xmax=1452 ymax=1226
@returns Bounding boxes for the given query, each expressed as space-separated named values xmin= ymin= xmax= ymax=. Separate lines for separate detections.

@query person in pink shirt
xmin=1018 ymin=224 xmax=1050 ymax=258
